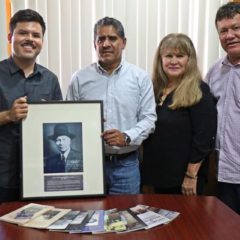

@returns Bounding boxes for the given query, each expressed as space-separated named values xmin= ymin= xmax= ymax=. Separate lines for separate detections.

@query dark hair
xmin=94 ymin=17 xmax=125 ymax=41
xmin=9 ymin=9 xmax=46 ymax=35
xmin=215 ymin=2 xmax=240 ymax=26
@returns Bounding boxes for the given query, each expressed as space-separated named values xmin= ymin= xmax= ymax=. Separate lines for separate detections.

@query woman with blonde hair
xmin=142 ymin=33 xmax=217 ymax=195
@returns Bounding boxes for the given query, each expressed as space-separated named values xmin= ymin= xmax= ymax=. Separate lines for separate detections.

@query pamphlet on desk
xmin=22 ymin=208 xmax=71 ymax=229
xmin=0 ymin=203 xmax=54 ymax=225
xmin=129 ymin=204 xmax=170 ymax=229
xmin=0 ymin=203 xmax=180 ymax=234
xmin=117 ymin=209 xmax=146 ymax=233
xmin=146 ymin=206 xmax=180 ymax=224
xmin=104 ymin=144 xmax=139 ymax=155
xmin=48 ymin=210 xmax=80 ymax=230
xmin=66 ymin=210 xmax=95 ymax=233
xmin=80 ymin=210 xmax=105 ymax=233
xmin=92 ymin=208 xmax=127 ymax=234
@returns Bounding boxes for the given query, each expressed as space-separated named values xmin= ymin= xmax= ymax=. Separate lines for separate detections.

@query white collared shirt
xmin=66 ymin=60 xmax=156 ymax=145
xmin=62 ymin=148 xmax=70 ymax=162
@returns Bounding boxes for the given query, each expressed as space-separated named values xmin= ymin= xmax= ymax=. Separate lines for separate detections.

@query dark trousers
xmin=0 ymin=188 xmax=19 ymax=203
xmin=155 ymin=186 xmax=182 ymax=194
xmin=154 ymin=175 xmax=206 ymax=195
xmin=218 ymin=182 xmax=240 ymax=214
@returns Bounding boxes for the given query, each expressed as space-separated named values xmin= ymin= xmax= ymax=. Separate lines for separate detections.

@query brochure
xmin=117 ymin=209 xmax=146 ymax=233
xmin=0 ymin=203 xmax=53 ymax=225
xmin=22 ymin=208 xmax=71 ymax=229
xmin=129 ymin=204 xmax=170 ymax=229
xmin=66 ymin=210 xmax=95 ymax=233
xmin=48 ymin=210 xmax=80 ymax=230
xmin=80 ymin=210 xmax=105 ymax=233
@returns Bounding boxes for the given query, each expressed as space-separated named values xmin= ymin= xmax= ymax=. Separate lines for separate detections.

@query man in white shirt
xmin=67 ymin=17 xmax=156 ymax=194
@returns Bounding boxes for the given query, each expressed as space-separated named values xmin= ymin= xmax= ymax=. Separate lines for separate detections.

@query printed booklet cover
xmin=129 ymin=204 xmax=170 ymax=229
xmin=22 ymin=208 xmax=71 ymax=229
xmin=0 ymin=203 xmax=54 ymax=225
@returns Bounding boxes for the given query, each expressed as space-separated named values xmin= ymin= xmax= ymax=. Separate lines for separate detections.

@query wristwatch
xmin=123 ymin=133 xmax=131 ymax=146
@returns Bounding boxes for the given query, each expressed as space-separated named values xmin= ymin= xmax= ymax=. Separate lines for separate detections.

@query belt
xmin=105 ymin=151 xmax=136 ymax=161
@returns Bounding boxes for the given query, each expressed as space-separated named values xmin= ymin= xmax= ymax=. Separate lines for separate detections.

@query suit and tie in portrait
xmin=44 ymin=123 xmax=83 ymax=173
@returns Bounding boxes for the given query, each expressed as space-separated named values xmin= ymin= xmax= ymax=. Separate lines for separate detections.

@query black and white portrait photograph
xmin=21 ymin=101 xmax=104 ymax=199
xmin=43 ymin=122 xmax=83 ymax=174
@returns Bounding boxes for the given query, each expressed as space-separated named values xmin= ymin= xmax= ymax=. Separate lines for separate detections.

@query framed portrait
xmin=20 ymin=101 xmax=105 ymax=200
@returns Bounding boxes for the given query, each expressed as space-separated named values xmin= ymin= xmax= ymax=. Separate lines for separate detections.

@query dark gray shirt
xmin=0 ymin=57 xmax=62 ymax=189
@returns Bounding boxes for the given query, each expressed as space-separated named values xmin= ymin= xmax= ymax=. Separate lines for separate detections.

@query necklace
xmin=158 ymin=86 xmax=176 ymax=106
xmin=158 ymin=93 xmax=167 ymax=106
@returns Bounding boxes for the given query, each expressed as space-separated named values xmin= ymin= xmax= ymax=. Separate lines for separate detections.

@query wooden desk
xmin=0 ymin=194 xmax=240 ymax=240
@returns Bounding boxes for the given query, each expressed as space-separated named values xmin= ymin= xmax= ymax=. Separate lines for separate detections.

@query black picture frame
xmin=20 ymin=101 xmax=105 ymax=200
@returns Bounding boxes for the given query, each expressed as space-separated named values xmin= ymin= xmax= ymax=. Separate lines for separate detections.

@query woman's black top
xmin=141 ymin=81 xmax=217 ymax=188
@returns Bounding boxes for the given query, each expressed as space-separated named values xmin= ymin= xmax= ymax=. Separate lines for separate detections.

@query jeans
xmin=218 ymin=182 xmax=240 ymax=214
xmin=105 ymin=152 xmax=140 ymax=194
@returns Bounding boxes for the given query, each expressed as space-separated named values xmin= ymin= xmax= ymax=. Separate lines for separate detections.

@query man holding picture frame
xmin=0 ymin=9 xmax=62 ymax=202
xmin=67 ymin=17 xmax=156 ymax=194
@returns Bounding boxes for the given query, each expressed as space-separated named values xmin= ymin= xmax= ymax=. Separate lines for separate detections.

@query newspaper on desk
xmin=104 ymin=144 xmax=139 ymax=155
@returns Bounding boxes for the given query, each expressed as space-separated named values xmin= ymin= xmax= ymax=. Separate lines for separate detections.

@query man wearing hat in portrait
xmin=44 ymin=123 xmax=83 ymax=173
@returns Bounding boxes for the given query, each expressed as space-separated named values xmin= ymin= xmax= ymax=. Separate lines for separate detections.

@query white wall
xmin=0 ymin=0 xmax=228 ymax=97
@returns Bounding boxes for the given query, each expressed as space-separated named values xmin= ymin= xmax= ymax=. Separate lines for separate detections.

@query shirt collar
xmin=63 ymin=148 xmax=70 ymax=159
xmin=96 ymin=59 xmax=124 ymax=75
xmin=7 ymin=57 xmax=43 ymax=76
xmin=222 ymin=55 xmax=240 ymax=67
